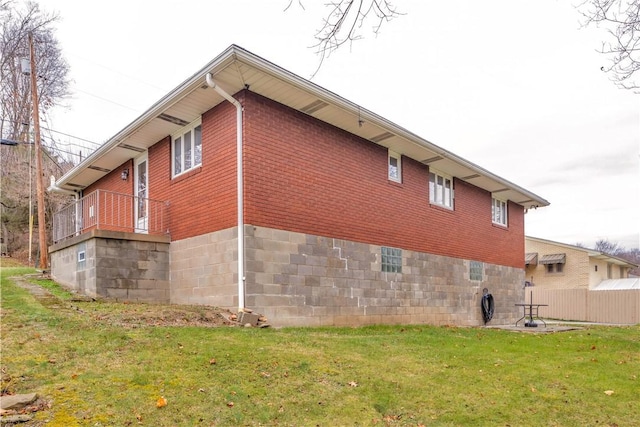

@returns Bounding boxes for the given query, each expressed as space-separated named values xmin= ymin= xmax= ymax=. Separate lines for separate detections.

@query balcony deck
xmin=53 ymin=190 xmax=169 ymax=244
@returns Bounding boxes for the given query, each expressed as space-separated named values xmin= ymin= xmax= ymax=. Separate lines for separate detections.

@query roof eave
xmin=54 ymin=45 xmax=549 ymax=208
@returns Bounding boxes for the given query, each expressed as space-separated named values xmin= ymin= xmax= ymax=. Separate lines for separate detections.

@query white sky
xmin=41 ymin=0 xmax=639 ymax=249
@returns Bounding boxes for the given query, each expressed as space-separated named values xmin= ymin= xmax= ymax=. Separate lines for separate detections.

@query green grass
xmin=1 ymin=266 xmax=638 ymax=426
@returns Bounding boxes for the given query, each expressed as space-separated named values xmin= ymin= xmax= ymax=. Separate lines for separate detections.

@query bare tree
xmin=287 ymin=0 xmax=402 ymax=75
xmin=579 ymin=0 xmax=640 ymax=91
xmin=1 ymin=0 xmax=70 ymax=141
xmin=593 ymin=238 xmax=624 ymax=255
xmin=1 ymin=0 xmax=70 ymax=262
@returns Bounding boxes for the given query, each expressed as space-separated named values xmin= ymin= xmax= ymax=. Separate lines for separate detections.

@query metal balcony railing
xmin=53 ymin=190 xmax=169 ymax=243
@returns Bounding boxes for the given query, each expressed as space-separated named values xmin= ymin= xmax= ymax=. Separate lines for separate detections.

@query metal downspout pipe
xmin=48 ymin=176 xmax=80 ymax=239
xmin=205 ymin=73 xmax=245 ymax=312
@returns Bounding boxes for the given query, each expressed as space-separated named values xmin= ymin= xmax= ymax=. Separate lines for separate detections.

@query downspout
xmin=48 ymin=175 xmax=77 ymax=196
xmin=47 ymin=176 xmax=80 ymax=242
xmin=205 ymin=73 xmax=245 ymax=312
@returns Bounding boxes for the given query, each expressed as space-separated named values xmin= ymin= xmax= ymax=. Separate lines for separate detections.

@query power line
xmin=3 ymin=117 xmax=102 ymax=148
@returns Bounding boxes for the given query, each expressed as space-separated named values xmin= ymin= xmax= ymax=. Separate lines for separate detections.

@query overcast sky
xmin=41 ymin=0 xmax=639 ymax=249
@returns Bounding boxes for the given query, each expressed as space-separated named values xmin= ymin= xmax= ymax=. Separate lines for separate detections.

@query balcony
xmin=53 ymin=190 xmax=169 ymax=244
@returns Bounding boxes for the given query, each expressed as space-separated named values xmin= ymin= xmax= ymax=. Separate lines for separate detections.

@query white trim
xmin=134 ymin=153 xmax=149 ymax=233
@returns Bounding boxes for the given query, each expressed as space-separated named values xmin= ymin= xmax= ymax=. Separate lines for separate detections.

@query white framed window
xmin=429 ymin=170 xmax=453 ymax=208
xmin=492 ymin=197 xmax=508 ymax=226
xmin=388 ymin=150 xmax=401 ymax=183
xmin=172 ymin=119 xmax=202 ymax=177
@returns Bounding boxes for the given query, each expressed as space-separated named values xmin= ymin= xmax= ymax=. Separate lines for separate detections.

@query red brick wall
xmin=242 ymin=91 xmax=524 ymax=268
xmin=85 ymin=90 xmax=524 ymax=268
xmin=83 ymin=101 xmax=239 ymax=241
xmin=148 ymin=102 xmax=238 ymax=240
xmin=85 ymin=160 xmax=134 ymax=196
xmin=83 ymin=160 xmax=135 ymax=233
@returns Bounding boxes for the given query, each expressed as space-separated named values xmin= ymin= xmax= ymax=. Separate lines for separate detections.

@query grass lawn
xmin=1 ymin=265 xmax=638 ymax=426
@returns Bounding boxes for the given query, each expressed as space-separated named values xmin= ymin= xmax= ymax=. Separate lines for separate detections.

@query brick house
xmin=48 ymin=45 xmax=548 ymax=327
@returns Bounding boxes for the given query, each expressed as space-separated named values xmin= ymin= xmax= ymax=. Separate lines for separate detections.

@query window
xmin=429 ymin=171 xmax=453 ymax=208
xmin=470 ymin=261 xmax=483 ymax=281
xmin=492 ymin=197 xmax=508 ymax=226
xmin=78 ymin=251 xmax=86 ymax=262
xmin=381 ymin=247 xmax=402 ymax=273
xmin=388 ymin=150 xmax=401 ymax=183
xmin=546 ymin=263 xmax=564 ymax=274
xmin=172 ymin=120 xmax=202 ymax=176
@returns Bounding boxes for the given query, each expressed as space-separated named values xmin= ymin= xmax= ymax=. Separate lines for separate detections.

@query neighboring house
xmin=47 ymin=45 xmax=549 ymax=327
xmin=525 ymin=236 xmax=637 ymax=289
xmin=525 ymin=236 xmax=639 ymax=324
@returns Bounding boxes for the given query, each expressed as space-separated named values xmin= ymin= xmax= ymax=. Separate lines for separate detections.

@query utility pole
xmin=29 ymin=32 xmax=48 ymax=271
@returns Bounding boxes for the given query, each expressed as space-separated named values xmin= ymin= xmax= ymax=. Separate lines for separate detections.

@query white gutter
xmin=205 ymin=73 xmax=245 ymax=312
xmin=48 ymin=175 xmax=77 ymax=196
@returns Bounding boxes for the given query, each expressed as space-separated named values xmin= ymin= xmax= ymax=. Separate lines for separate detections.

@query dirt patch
xmin=11 ymin=275 xmax=244 ymax=328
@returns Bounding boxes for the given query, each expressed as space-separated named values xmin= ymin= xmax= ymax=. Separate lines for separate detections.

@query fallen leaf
xmin=209 ymin=358 xmax=216 ymax=365
xmin=135 ymin=413 xmax=142 ymax=421
xmin=156 ymin=396 xmax=167 ymax=408
xmin=604 ymin=390 xmax=614 ymax=396
xmin=227 ymin=401 xmax=234 ymax=408
xmin=348 ymin=381 xmax=358 ymax=387
xmin=530 ymin=387 xmax=537 ymax=393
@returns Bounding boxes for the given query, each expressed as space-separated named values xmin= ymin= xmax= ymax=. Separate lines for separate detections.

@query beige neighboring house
xmin=525 ymin=236 xmax=637 ymax=290
xmin=524 ymin=236 xmax=639 ymax=324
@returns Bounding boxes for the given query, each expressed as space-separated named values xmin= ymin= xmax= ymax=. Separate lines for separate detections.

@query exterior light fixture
xmin=121 ymin=168 xmax=129 ymax=180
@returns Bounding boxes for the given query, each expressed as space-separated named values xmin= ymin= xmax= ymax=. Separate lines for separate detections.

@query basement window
xmin=381 ymin=247 xmax=402 ymax=273
xmin=172 ymin=119 xmax=202 ymax=177
xmin=470 ymin=261 xmax=484 ymax=281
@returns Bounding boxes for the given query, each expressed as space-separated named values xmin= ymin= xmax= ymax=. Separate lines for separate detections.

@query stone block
xmin=238 ymin=311 xmax=261 ymax=326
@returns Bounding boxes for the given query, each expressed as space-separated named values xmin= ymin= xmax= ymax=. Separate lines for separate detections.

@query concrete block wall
xmin=170 ymin=227 xmax=238 ymax=307
xmin=245 ymin=225 xmax=524 ymax=327
xmin=49 ymin=230 xmax=170 ymax=303
xmin=50 ymin=240 xmax=93 ymax=295
xmin=95 ymin=237 xmax=170 ymax=302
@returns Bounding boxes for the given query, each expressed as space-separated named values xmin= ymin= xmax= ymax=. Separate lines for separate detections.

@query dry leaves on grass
xmin=156 ymin=396 xmax=167 ymax=408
